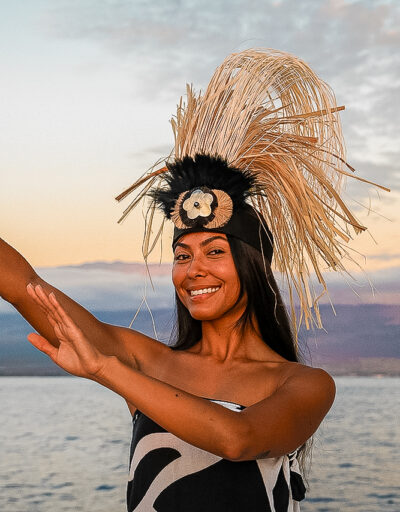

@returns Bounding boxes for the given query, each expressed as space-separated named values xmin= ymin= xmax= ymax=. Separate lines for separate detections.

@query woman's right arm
xmin=0 ymin=237 xmax=169 ymax=371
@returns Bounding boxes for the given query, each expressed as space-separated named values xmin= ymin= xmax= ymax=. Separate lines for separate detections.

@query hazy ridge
xmin=0 ymin=261 xmax=398 ymax=376
xmin=0 ymin=305 xmax=399 ymax=376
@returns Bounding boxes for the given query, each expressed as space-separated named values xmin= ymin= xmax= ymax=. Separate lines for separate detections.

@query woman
xmin=1 ymin=49 xmax=385 ymax=511
xmin=0 ymin=227 xmax=331 ymax=511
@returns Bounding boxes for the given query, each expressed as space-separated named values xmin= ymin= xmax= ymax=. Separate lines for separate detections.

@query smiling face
xmin=172 ymin=232 xmax=245 ymax=322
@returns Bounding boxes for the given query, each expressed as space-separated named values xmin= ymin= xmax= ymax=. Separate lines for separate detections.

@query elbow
xmin=220 ymin=424 xmax=275 ymax=462
xmin=220 ymin=422 xmax=251 ymax=462
xmin=222 ymin=445 xmax=244 ymax=462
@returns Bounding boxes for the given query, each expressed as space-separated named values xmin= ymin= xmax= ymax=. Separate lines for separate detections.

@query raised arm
xmin=0 ymin=237 xmax=168 ymax=370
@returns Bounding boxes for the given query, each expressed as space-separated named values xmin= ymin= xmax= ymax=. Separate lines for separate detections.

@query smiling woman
xmin=0 ymin=48 xmax=386 ymax=512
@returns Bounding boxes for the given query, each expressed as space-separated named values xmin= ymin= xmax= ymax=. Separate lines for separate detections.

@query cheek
xmin=224 ymin=263 xmax=241 ymax=294
xmin=230 ymin=279 xmax=242 ymax=303
xmin=172 ymin=267 xmax=185 ymax=294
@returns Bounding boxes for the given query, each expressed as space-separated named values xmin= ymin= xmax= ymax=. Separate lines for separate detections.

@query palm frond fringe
xmin=116 ymin=49 xmax=389 ymax=344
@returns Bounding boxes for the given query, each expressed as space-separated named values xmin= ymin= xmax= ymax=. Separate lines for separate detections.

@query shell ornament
xmin=183 ymin=189 xmax=214 ymax=219
xmin=171 ymin=186 xmax=233 ymax=229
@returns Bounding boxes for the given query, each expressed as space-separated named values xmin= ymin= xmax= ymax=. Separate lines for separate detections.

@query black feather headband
xmin=150 ymin=153 xmax=274 ymax=262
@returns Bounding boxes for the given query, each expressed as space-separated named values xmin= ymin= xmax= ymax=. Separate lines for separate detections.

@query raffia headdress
xmin=116 ymin=48 xmax=389 ymax=341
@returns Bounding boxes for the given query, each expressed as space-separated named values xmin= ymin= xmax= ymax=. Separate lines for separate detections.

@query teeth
xmin=190 ymin=286 xmax=220 ymax=296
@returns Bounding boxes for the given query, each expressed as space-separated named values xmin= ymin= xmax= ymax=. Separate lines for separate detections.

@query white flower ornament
xmin=182 ymin=189 xmax=214 ymax=219
xmin=171 ymin=187 xmax=233 ymax=229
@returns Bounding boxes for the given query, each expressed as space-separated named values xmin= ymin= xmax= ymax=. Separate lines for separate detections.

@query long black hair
xmin=170 ymin=234 xmax=300 ymax=364
xmin=169 ymin=234 xmax=312 ymax=481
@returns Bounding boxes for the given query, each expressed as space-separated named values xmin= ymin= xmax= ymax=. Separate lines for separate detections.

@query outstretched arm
xmin=0 ymin=237 xmax=168 ymax=371
xmin=29 ymin=285 xmax=336 ymax=462
xmin=0 ymin=237 xmax=112 ymax=352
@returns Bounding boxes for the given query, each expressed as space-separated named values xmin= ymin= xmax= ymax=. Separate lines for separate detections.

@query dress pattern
xmin=127 ymin=399 xmax=306 ymax=511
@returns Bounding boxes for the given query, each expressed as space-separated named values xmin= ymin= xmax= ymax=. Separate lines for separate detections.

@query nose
xmin=186 ymin=253 xmax=208 ymax=279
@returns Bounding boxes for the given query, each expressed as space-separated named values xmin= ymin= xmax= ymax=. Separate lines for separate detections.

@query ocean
xmin=0 ymin=376 xmax=398 ymax=512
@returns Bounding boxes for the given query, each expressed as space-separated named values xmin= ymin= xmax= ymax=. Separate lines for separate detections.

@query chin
xmin=187 ymin=309 xmax=219 ymax=321
xmin=191 ymin=313 xmax=221 ymax=322
xmin=187 ymin=304 xmax=237 ymax=322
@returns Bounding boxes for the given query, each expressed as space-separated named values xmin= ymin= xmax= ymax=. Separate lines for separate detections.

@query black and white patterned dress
xmin=127 ymin=398 xmax=306 ymax=511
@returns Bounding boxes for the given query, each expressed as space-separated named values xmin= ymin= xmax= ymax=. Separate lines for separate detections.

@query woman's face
xmin=172 ymin=232 xmax=244 ymax=322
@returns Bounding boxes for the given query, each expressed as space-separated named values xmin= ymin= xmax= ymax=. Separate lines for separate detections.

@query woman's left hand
xmin=26 ymin=284 xmax=109 ymax=380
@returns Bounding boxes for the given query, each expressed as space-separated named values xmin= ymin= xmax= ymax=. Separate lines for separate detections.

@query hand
xmin=26 ymin=284 xmax=109 ymax=379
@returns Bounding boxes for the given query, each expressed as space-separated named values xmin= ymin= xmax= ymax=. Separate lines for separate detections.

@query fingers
xmin=27 ymin=284 xmax=82 ymax=345
xmin=37 ymin=285 xmax=64 ymax=324
xmin=27 ymin=332 xmax=58 ymax=361
xmin=27 ymin=283 xmax=54 ymax=315
xmin=26 ymin=283 xmax=49 ymax=316
xmin=27 ymin=284 xmax=64 ymax=326
xmin=48 ymin=292 xmax=76 ymax=330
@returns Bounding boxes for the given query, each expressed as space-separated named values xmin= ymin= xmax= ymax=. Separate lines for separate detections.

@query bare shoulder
xmin=278 ymin=362 xmax=336 ymax=410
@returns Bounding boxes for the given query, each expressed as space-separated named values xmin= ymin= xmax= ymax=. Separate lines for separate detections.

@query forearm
xmin=0 ymin=237 xmax=38 ymax=304
xmin=96 ymin=356 xmax=245 ymax=460
xmin=0 ymin=239 xmax=116 ymax=354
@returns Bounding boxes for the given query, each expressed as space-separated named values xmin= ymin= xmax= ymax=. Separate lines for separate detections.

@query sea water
xmin=0 ymin=376 xmax=398 ymax=512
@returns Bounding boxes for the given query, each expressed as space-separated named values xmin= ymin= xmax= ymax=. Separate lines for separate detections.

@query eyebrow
xmin=174 ymin=235 xmax=228 ymax=250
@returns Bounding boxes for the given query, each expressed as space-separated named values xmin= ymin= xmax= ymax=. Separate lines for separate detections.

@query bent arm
xmin=236 ymin=367 xmax=336 ymax=459
xmin=96 ymin=358 xmax=335 ymax=461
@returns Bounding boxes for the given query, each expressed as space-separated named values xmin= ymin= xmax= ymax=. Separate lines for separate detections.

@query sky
xmin=1 ymin=0 xmax=399 ymax=274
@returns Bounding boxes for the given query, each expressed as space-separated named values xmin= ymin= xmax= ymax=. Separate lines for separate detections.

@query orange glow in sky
xmin=1 ymin=2 xmax=398 ymax=274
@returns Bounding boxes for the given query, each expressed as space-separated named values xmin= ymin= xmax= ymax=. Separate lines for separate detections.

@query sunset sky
xmin=1 ymin=0 xmax=399 ymax=274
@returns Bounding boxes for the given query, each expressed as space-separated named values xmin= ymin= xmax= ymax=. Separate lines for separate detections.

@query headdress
xmin=116 ymin=48 xmax=389 ymax=342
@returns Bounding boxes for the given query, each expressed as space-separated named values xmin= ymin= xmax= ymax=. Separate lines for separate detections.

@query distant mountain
xmin=0 ymin=305 xmax=398 ymax=376
xmin=300 ymin=304 xmax=399 ymax=359
xmin=1 ymin=260 xmax=398 ymax=375
xmin=63 ymin=261 xmax=172 ymax=276
xmin=0 ymin=309 xmax=173 ymax=376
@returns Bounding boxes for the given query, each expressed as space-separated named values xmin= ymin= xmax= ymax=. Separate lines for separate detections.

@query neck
xmin=195 ymin=315 xmax=271 ymax=363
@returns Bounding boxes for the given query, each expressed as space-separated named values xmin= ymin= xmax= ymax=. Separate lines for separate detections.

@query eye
xmin=208 ymin=248 xmax=225 ymax=256
xmin=174 ymin=253 xmax=190 ymax=261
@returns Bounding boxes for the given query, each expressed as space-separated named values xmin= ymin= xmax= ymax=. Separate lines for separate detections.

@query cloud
xmin=38 ymin=0 xmax=400 ymax=203
xmin=128 ymin=144 xmax=173 ymax=160
xmin=41 ymin=1 xmax=400 ymax=86
xmin=367 ymin=252 xmax=400 ymax=261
